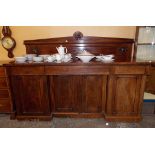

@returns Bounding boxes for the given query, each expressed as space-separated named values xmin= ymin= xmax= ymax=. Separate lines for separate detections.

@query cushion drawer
xmin=0 ymin=78 xmax=8 ymax=88
xmin=10 ymin=66 xmax=45 ymax=75
xmin=45 ymin=66 xmax=110 ymax=75
xmin=0 ymin=99 xmax=11 ymax=113
xmin=114 ymin=66 xmax=146 ymax=74
xmin=0 ymin=89 xmax=10 ymax=99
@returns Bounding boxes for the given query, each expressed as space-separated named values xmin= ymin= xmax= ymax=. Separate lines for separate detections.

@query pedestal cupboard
xmin=106 ymin=66 xmax=147 ymax=121
xmin=6 ymin=66 xmax=51 ymax=120
xmin=11 ymin=76 xmax=50 ymax=119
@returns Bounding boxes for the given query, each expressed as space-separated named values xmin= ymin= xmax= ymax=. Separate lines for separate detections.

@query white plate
xmin=15 ymin=61 xmax=26 ymax=63
xmin=46 ymin=60 xmax=55 ymax=62
xmin=63 ymin=58 xmax=72 ymax=62
xmin=101 ymin=59 xmax=114 ymax=62
xmin=96 ymin=55 xmax=114 ymax=60
xmin=96 ymin=58 xmax=114 ymax=62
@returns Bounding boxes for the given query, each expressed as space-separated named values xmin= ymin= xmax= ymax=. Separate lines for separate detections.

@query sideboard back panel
xmin=24 ymin=35 xmax=134 ymax=61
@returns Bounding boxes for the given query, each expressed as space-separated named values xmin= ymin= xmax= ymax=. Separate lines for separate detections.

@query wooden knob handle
xmin=119 ymin=47 xmax=127 ymax=53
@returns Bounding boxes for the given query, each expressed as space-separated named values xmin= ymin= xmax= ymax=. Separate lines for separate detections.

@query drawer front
xmin=45 ymin=66 xmax=110 ymax=75
xmin=0 ymin=78 xmax=8 ymax=88
xmin=0 ymin=67 xmax=6 ymax=77
xmin=114 ymin=66 xmax=146 ymax=74
xmin=0 ymin=99 xmax=11 ymax=113
xmin=10 ymin=66 xmax=45 ymax=75
xmin=0 ymin=89 xmax=10 ymax=99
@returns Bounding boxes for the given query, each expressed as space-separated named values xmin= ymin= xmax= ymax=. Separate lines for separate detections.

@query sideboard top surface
xmin=2 ymin=59 xmax=152 ymax=67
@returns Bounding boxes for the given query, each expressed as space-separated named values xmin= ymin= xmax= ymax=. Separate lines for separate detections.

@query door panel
xmin=107 ymin=75 xmax=142 ymax=116
xmin=83 ymin=75 xmax=107 ymax=113
xmin=50 ymin=75 xmax=107 ymax=114
xmin=11 ymin=76 xmax=50 ymax=115
xmin=50 ymin=76 xmax=82 ymax=112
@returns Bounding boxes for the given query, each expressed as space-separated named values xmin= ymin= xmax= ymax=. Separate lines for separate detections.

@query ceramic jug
xmin=56 ymin=45 xmax=67 ymax=55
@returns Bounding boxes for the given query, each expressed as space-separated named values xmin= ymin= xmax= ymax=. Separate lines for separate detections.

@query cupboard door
xmin=50 ymin=75 xmax=107 ymax=114
xmin=82 ymin=75 xmax=107 ymax=113
xmin=107 ymin=75 xmax=144 ymax=116
xmin=11 ymin=76 xmax=50 ymax=115
xmin=50 ymin=76 xmax=82 ymax=112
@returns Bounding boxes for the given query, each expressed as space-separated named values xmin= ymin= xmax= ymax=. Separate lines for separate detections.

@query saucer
xmin=46 ymin=60 xmax=55 ymax=62
xmin=96 ymin=58 xmax=114 ymax=62
xmin=63 ymin=58 xmax=72 ymax=62
xmin=101 ymin=58 xmax=114 ymax=62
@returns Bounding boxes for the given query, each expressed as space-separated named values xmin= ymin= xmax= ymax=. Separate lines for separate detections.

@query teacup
xmin=33 ymin=56 xmax=43 ymax=62
xmin=102 ymin=55 xmax=114 ymax=60
xmin=39 ymin=55 xmax=50 ymax=61
xmin=55 ymin=54 xmax=62 ymax=61
xmin=64 ymin=53 xmax=71 ymax=60
xmin=47 ymin=55 xmax=56 ymax=62
xmin=25 ymin=54 xmax=37 ymax=61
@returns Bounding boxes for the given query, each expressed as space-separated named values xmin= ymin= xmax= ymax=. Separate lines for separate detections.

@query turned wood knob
xmin=119 ymin=47 xmax=127 ymax=53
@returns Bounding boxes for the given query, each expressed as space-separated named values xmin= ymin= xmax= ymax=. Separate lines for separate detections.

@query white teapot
xmin=56 ymin=45 xmax=67 ymax=56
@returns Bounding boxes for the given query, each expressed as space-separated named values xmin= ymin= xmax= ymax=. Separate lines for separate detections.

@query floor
xmin=0 ymin=114 xmax=155 ymax=128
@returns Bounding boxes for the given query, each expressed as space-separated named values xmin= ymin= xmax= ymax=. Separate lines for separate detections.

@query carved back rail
xmin=24 ymin=33 xmax=134 ymax=61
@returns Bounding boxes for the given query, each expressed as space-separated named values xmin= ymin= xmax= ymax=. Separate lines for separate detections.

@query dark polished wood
xmin=113 ymin=65 xmax=146 ymax=74
xmin=24 ymin=36 xmax=134 ymax=61
xmin=0 ymin=67 xmax=12 ymax=113
xmin=10 ymin=66 xmax=44 ymax=75
xmin=50 ymin=75 xmax=107 ymax=114
xmin=3 ymin=34 xmax=151 ymax=121
xmin=0 ymin=77 xmax=8 ymax=88
xmin=50 ymin=75 xmax=82 ymax=113
xmin=45 ymin=65 xmax=110 ymax=75
xmin=106 ymin=75 xmax=145 ymax=120
xmin=5 ymin=62 xmax=149 ymax=121
xmin=10 ymin=75 xmax=51 ymax=117
xmin=82 ymin=75 xmax=107 ymax=113
xmin=0 ymin=67 xmax=6 ymax=76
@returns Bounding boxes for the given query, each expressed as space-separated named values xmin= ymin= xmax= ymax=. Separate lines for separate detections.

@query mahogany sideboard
xmin=1 ymin=35 xmax=152 ymax=122
xmin=4 ymin=61 xmax=150 ymax=122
